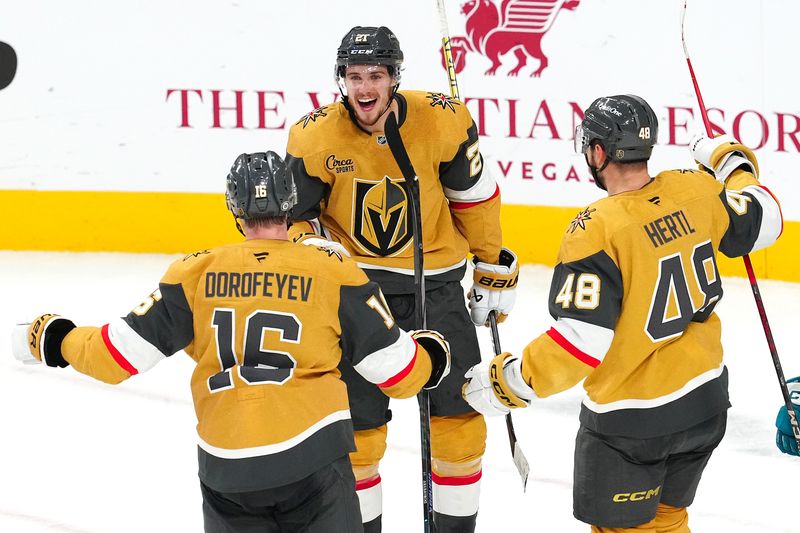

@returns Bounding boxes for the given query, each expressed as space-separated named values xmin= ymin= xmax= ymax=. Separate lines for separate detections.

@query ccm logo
xmin=613 ymin=486 xmax=661 ymax=503
xmin=477 ymin=275 xmax=518 ymax=289
xmin=489 ymin=365 xmax=515 ymax=407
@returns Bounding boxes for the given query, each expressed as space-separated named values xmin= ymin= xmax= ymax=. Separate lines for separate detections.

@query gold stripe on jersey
xmin=61 ymin=326 xmax=131 ymax=385
xmin=377 ymin=343 xmax=433 ymax=399
xmin=286 ymin=91 xmax=503 ymax=281
xmin=521 ymin=331 xmax=593 ymax=398
xmin=452 ymin=193 xmax=502 ymax=264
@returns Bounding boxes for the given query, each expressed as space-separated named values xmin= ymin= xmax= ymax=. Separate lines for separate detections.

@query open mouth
xmin=358 ymin=98 xmax=378 ymax=112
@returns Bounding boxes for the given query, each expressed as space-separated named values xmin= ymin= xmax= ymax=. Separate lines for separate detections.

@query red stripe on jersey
xmin=758 ymin=184 xmax=784 ymax=238
xmin=101 ymin=324 xmax=139 ymax=375
xmin=448 ymin=185 xmax=500 ymax=209
xmin=431 ymin=469 xmax=482 ymax=486
xmin=377 ymin=339 xmax=418 ymax=389
xmin=547 ymin=327 xmax=601 ymax=368
xmin=356 ymin=474 xmax=382 ymax=491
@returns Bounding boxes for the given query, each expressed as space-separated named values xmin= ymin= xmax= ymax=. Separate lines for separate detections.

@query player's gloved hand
xmin=292 ymin=233 xmax=350 ymax=257
xmin=775 ymin=376 xmax=800 ymax=456
xmin=468 ymin=248 xmax=519 ymax=327
xmin=462 ymin=352 xmax=532 ymax=417
xmin=690 ymin=133 xmax=759 ymax=182
xmin=410 ymin=330 xmax=451 ymax=390
xmin=11 ymin=314 xmax=76 ymax=367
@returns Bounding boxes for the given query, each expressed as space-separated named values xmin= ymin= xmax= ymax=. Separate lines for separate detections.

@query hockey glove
xmin=462 ymin=352 xmax=533 ymax=417
xmin=690 ymin=133 xmax=759 ymax=182
xmin=410 ymin=330 xmax=451 ymax=390
xmin=775 ymin=376 xmax=800 ymax=456
xmin=292 ymin=233 xmax=351 ymax=257
xmin=468 ymin=248 xmax=519 ymax=327
xmin=11 ymin=314 xmax=76 ymax=367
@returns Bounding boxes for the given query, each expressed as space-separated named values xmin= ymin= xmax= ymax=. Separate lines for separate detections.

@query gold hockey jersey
xmin=57 ymin=239 xmax=434 ymax=492
xmin=286 ymin=91 xmax=502 ymax=293
xmin=519 ymin=168 xmax=782 ymax=438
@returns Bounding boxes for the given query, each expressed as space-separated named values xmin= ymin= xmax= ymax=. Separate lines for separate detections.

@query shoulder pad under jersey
xmin=287 ymin=103 xmax=348 ymax=154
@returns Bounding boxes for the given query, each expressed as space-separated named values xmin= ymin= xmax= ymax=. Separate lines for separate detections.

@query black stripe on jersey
xmin=123 ymin=283 xmax=193 ymax=357
xmin=718 ymin=189 xmax=763 ymax=258
xmin=394 ymin=92 xmax=409 ymax=125
xmin=363 ymin=263 xmax=467 ymax=295
xmin=339 ymin=281 xmax=401 ymax=365
xmin=548 ymin=250 xmax=622 ymax=329
xmin=579 ymin=367 xmax=730 ymax=438
xmin=198 ymin=417 xmax=355 ymax=492
xmin=438 ymin=121 xmax=482 ymax=192
xmin=286 ymin=153 xmax=327 ymax=221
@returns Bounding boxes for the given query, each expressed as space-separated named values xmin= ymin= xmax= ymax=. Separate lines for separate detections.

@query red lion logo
xmin=442 ymin=0 xmax=580 ymax=77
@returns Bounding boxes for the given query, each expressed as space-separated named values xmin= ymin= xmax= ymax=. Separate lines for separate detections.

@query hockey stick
xmin=435 ymin=0 xmax=531 ymax=489
xmin=384 ymin=111 xmax=434 ymax=532
xmin=489 ymin=311 xmax=531 ymax=490
xmin=681 ymin=0 xmax=800 ymax=452
xmin=436 ymin=0 xmax=461 ymax=100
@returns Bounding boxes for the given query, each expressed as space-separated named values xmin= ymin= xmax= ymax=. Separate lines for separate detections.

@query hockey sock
xmin=355 ymin=473 xmax=382 ymax=527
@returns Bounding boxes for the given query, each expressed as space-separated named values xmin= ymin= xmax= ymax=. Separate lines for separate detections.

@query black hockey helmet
xmin=575 ymin=94 xmax=658 ymax=162
xmin=335 ymin=26 xmax=404 ymax=81
xmin=225 ymin=151 xmax=297 ymax=221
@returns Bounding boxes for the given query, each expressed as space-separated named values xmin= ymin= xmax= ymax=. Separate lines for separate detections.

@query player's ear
xmin=594 ymin=143 xmax=607 ymax=166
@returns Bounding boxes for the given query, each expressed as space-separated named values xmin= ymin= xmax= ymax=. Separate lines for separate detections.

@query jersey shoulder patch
xmin=294 ymin=243 xmax=368 ymax=287
xmin=293 ymin=104 xmax=334 ymax=129
xmin=559 ymin=202 xmax=611 ymax=264
xmin=405 ymin=90 xmax=470 ymax=121
xmin=288 ymin=103 xmax=348 ymax=155
xmin=162 ymin=248 xmax=217 ymax=284
xmin=655 ymin=168 xmax=721 ymax=194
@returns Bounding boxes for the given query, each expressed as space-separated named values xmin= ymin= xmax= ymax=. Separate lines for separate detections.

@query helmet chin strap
xmin=585 ymin=149 xmax=611 ymax=191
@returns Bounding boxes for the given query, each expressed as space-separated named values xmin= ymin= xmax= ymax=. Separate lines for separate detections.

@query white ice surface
xmin=0 ymin=251 xmax=797 ymax=532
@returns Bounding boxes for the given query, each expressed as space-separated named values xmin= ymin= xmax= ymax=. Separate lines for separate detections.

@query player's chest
xmin=320 ymin=136 xmax=437 ymax=197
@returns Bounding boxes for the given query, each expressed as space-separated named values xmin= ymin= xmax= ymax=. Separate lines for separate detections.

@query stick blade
xmin=513 ymin=442 xmax=530 ymax=491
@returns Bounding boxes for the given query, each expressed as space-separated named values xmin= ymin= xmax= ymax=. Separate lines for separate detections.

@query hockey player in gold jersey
xmin=285 ymin=26 xmax=518 ymax=533
xmin=11 ymin=151 xmax=452 ymax=533
xmin=463 ymin=95 xmax=783 ymax=532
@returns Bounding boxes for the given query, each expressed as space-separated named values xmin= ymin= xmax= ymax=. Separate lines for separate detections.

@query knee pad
xmin=430 ymin=412 xmax=486 ymax=469
xmin=350 ymin=425 xmax=388 ymax=472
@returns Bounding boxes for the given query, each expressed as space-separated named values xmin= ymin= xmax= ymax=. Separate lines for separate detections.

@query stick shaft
xmin=681 ymin=0 xmax=800 ymax=451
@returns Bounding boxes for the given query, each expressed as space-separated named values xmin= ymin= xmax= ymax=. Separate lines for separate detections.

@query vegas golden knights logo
xmin=352 ymin=176 xmax=412 ymax=256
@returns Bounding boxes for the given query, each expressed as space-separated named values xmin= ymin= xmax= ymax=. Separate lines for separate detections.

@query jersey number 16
xmin=208 ymin=309 xmax=300 ymax=393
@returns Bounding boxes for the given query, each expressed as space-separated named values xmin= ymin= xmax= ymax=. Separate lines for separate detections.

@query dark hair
xmin=242 ymin=215 xmax=288 ymax=229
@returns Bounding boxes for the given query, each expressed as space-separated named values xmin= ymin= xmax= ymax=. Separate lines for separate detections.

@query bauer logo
xmin=441 ymin=0 xmax=580 ymax=77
